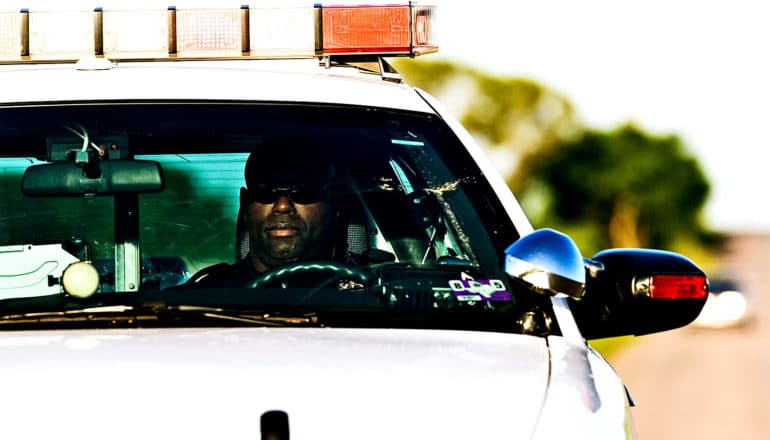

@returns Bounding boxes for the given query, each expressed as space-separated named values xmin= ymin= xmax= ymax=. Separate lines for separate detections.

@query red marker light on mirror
xmin=648 ymin=275 xmax=708 ymax=300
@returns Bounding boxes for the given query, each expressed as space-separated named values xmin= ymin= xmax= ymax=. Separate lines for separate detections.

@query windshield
xmin=0 ymin=103 xmax=553 ymax=334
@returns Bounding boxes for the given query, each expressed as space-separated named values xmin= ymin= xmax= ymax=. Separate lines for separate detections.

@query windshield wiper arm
xmin=161 ymin=304 xmax=319 ymax=326
xmin=0 ymin=305 xmax=134 ymax=320
xmin=0 ymin=302 xmax=319 ymax=327
xmin=20 ymin=305 xmax=135 ymax=317
xmin=0 ymin=305 xmax=137 ymax=324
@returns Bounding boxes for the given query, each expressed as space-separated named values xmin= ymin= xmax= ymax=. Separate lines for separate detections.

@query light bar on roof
xmin=0 ymin=3 xmax=437 ymax=63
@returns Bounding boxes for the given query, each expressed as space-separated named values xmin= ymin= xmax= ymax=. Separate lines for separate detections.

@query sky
xmin=430 ymin=0 xmax=769 ymax=233
xmin=5 ymin=0 xmax=766 ymax=232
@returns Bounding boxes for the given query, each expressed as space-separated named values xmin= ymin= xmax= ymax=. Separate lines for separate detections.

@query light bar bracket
xmin=320 ymin=56 xmax=402 ymax=82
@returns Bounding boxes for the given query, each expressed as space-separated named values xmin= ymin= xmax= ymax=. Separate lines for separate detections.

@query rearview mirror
xmin=570 ymin=248 xmax=708 ymax=339
xmin=22 ymin=160 xmax=165 ymax=197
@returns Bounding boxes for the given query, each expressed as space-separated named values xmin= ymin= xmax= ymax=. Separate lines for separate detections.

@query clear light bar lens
xmin=29 ymin=11 xmax=94 ymax=59
xmin=412 ymin=5 xmax=438 ymax=55
xmin=322 ymin=5 xmax=411 ymax=54
xmin=176 ymin=9 xmax=241 ymax=56
xmin=0 ymin=12 xmax=21 ymax=60
xmin=103 ymin=10 xmax=168 ymax=57
xmin=249 ymin=7 xmax=315 ymax=57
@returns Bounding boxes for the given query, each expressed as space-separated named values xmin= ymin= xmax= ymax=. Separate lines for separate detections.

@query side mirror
xmin=570 ymin=248 xmax=709 ymax=339
xmin=503 ymin=228 xmax=586 ymax=299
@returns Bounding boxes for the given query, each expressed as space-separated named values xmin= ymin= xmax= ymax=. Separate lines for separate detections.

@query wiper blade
xmin=0 ymin=305 xmax=137 ymax=324
xmin=20 ymin=305 xmax=135 ymax=317
xmin=0 ymin=302 xmax=319 ymax=327
xmin=160 ymin=304 xmax=320 ymax=327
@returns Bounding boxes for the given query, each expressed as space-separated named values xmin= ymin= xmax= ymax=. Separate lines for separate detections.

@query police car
xmin=0 ymin=4 xmax=708 ymax=439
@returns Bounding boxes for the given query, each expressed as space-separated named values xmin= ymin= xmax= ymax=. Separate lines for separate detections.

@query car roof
xmin=0 ymin=59 xmax=436 ymax=113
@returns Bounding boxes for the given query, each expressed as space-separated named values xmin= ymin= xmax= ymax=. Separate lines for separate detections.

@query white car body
xmin=4 ymin=328 xmax=549 ymax=439
xmin=1 ymin=328 xmax=631 ymax=440
xmin=0 ymin=58 xmax=635 ymax=439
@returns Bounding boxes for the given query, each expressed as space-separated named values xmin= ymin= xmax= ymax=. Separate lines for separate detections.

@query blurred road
xmin=612 ymin=233 xmax=770 ymax=440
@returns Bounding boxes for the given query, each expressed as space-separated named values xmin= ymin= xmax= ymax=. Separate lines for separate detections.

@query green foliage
xmin=514 ymin=125 xmax=711 ymax=252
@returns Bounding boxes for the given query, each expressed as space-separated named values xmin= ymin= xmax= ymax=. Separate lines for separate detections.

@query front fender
xmin=531 ymin=337 xmax=635 ymax=439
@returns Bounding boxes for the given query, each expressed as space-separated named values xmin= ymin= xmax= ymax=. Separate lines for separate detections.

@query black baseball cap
xmin=244 ymin=136 xmax=337 ymax=188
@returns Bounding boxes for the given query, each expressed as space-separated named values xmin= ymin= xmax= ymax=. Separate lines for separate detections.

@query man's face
xmin=242 ymin=186 xmax=334 ymax=272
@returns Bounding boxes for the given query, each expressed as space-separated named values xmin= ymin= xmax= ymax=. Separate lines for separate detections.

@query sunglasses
xmin=247 ymin=183 xmax=330 ymax=205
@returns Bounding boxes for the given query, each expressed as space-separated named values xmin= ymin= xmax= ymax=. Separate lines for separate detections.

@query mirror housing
xmin=504 ymin=229 xmax=586 ymax=299
xmin=22 ymin=160 xmax=165 ymax=197
xmin=570 ymin=248 xmax=709 ymax=340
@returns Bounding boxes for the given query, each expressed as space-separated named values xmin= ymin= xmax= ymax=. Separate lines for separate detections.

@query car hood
xmin=0 ymin=327 xmax=550 ymax=440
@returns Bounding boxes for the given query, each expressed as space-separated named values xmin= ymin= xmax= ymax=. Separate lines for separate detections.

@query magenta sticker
xmin=449 ymin=279 xmax=511 ymax=302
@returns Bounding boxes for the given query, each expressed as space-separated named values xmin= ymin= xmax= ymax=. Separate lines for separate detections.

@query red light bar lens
xmin=322 ymin=5 xmax=410 ymax=54
xmin=649 ymin=275 xmax=708 ymax=300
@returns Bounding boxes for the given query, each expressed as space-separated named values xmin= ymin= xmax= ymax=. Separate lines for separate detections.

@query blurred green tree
xmin=511 ymin=124 xmax=712 ymax=254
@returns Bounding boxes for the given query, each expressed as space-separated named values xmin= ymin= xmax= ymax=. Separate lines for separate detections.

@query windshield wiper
xmin=0 ymin=303 xmax=319 ymax=327
xmin=0 ymin=305 xmax=137 ymax=325
xmin=160 ymin=304 xmax=319 ymax=326
xmin=16 ymin=305 xmax=134 ymax=317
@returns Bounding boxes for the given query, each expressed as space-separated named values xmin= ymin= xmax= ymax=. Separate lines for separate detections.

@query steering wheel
xmin=244 ymin=261 xmax=371 ymax=289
